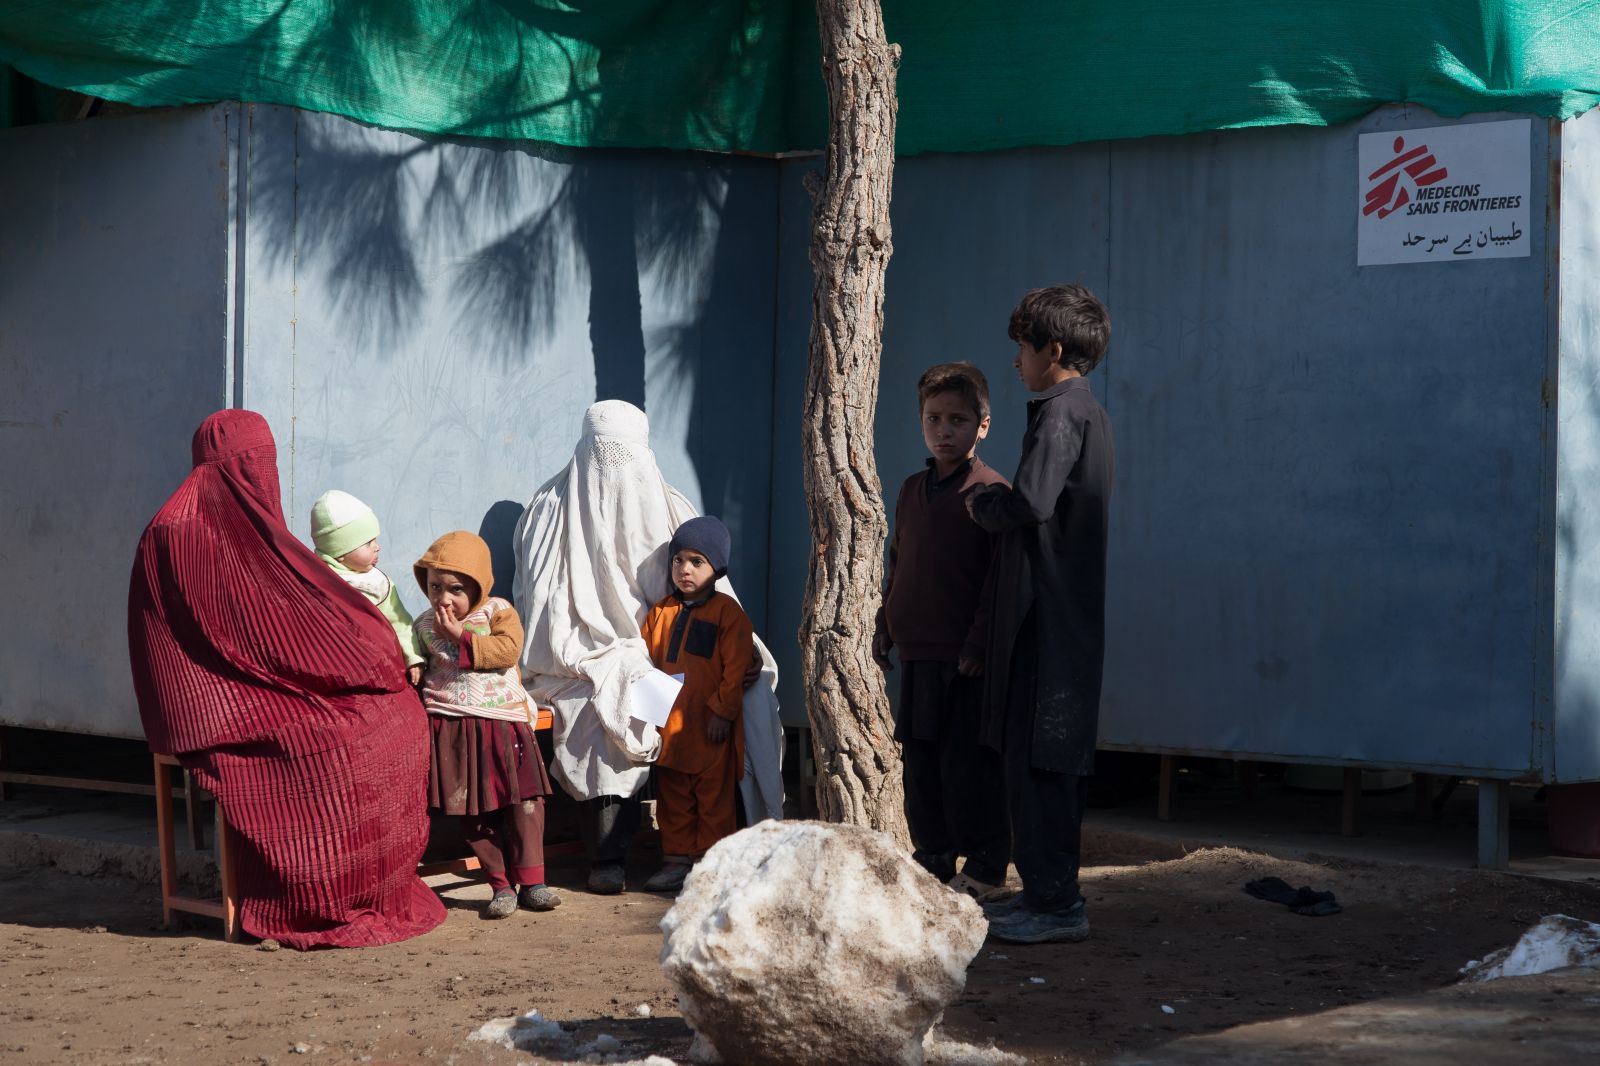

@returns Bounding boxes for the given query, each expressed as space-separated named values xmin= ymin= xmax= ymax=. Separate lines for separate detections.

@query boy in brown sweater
xmin=872 ymin=362 xmax=1011 ymax=901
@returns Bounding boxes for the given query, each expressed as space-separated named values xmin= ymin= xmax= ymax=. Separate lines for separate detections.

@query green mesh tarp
xmin=3 ymin=2 xmax=1600 ymax=154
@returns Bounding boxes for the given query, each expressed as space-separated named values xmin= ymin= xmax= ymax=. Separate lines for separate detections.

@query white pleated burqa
xmin=513 ymin=401 xmax=784 ymax=821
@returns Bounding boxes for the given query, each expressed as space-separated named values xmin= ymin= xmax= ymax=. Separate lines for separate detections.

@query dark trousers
xmin=901 ymin=661 xmax=1010 ymax=884
xmin=579 ymin=793 xmax=640 ymax=866
xmin=1002 ymin=616 xmax=1088 ymax=912
xmin=462 ymin=797 xmax=546 ymax=890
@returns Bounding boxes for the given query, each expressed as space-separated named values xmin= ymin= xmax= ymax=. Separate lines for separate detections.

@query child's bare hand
xmin=957 ymin=656 xmax=984 ymax=677
xmin=963 ymin=483 xmax=998 ymax=519
xmin=742 ymin=654 xmax=762 ymax=691
xmin=436 ymin=602 xmax=465 ymax=643
xmin=407 ymin=663 xmax=424 ymax=687
xmin=705 ymin=714 xmax=732 ymax=743
xmin=871 ymin=628 xmax=894 ymax=671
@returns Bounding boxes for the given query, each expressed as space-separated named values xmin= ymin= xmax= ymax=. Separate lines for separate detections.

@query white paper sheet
xmin=628 ymin=670 xmax=684 ymax=729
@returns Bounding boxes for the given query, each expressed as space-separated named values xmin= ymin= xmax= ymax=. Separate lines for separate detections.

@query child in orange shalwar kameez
xmin=639 ymin=516 xmax=752 ymax=893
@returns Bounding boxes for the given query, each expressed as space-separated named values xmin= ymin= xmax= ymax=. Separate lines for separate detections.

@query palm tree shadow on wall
xmin=238 ymin=3 xmax=783 ymax=620
xmin=249 ymin=118 xmax=728 ymax=411
xmin=243 ymin=0 xmax=777 ymax=411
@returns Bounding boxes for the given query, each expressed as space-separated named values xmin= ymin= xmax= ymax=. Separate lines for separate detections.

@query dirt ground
xmin=1 ymin=831 xmax=1597 ymax=1066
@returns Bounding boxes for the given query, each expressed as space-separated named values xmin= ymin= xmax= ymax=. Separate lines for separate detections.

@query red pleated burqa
xmin=128 ymin=410 xmax=445 ymax=948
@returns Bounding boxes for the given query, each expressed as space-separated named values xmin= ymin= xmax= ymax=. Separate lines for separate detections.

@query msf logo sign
xmin=1363 ymin=135 xmax=1448 ymax=219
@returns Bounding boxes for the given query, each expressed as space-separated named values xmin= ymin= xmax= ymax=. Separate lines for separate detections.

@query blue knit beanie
xmin=669 ymin=515 xmax=732 ymax=579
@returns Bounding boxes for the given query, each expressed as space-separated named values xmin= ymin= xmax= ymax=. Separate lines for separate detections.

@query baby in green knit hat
xmin=311 ymin=489 xmax=427 ymax=685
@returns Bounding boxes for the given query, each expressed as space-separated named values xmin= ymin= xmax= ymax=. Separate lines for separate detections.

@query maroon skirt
xmin=427 ymin=715 xmax=552 ymax=816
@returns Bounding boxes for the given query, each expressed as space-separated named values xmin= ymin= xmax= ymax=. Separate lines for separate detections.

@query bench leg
xmin=154 ymin=756 xmax=178 ymax=930
xmin=216 ymin=803 xmax=240 ymax=942
xmin=184 ymin=770 xmax=206 ymax=851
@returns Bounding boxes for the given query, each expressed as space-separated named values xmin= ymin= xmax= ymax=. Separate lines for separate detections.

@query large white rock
xmin=659 ymin=820 xmax=988 ymax=1066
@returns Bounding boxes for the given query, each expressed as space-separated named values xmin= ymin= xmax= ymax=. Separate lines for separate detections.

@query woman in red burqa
xmin=128 ymin=410 xmax=445 ymax=948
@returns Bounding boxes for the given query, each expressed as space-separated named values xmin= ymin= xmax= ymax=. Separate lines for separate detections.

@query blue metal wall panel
xmin=1555 ymin=108 xmax=1600 ymax=783
xmin=239 ymin=108 xmax=781 ymax=638
xmin=0 ymin=107 xmax=233 ymax=737
xmin=1100 ymin=109 xmax=1551 ymax=775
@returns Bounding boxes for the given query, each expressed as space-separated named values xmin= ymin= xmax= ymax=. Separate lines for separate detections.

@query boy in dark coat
xmin=966 ymin=284 xmax=1115 ymax=944
xmin=873 ymin=362 xmax=1011 ymax=901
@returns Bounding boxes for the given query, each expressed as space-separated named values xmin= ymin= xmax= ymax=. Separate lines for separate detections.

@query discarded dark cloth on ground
xmin=1244 ymin=876 xmax=1342 ymax=916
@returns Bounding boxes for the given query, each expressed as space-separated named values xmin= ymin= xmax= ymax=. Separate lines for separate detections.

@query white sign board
xmin=1357 ymin=119 xmax=1530 ymax=266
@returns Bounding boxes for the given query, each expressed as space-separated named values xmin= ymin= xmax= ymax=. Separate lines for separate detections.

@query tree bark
xmin=801 ymin=0 xmax=906 ymax=842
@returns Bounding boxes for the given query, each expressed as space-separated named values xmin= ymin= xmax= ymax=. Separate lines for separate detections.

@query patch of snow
xmin=466 ymin=1017 xmax=516 ymax=1047
xmin=1160 ymin=1005 xmax=1176 ymax=1015
xmin=637 ymin=1003 xmax=653 ymax=1017
xmin=1460 ymin=914 xmax=1600 ymax=982
xmin=467 ymin=1009 xmax=575 ymax=1052
xmin=469 ymin=1010 xmax=662 ymax=1062
xmin=922 ymin=1029 xmax=1026 ymax=1065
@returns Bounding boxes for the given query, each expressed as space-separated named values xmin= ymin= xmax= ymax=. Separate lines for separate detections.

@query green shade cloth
xmin=3 ymin=2 xmax=1599 ymax=153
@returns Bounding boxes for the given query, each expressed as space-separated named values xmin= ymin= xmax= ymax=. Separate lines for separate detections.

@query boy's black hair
xmin=1007 ymin=284 xmax=1111 ymax=375
xmin=917 ymin=361 xmax=991 ymax=420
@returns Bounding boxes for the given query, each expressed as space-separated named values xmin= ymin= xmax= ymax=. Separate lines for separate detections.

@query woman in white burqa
xmin=514 ymin=400 xmax=783 ymax=893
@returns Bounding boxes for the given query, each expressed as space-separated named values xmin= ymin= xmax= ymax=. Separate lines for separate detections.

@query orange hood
xmin=413 ymin=531 xmax=494 ymax=614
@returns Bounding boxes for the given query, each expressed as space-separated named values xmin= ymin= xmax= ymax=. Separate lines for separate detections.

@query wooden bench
xmin=156 ymin=707 xmax=558 ymax=940
xmin=152 ymin=753 xmax=239 ymax=942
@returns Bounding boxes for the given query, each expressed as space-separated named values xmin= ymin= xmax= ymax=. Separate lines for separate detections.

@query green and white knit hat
xmin=310 ymin=489 xmax=380 ymax=560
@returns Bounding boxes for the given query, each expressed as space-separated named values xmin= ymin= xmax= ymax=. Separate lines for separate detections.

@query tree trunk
xmin=801 ymin=0 xmax=906 ymax=842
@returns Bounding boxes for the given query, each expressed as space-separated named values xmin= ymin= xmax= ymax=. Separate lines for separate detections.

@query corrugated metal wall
xmin=0 ymin=103 xmax=781 ymax=738
xmin=0 ymin=106 xmax=233 ymax=736
xmin=2 ymin=101 xmax=1595 ymax=780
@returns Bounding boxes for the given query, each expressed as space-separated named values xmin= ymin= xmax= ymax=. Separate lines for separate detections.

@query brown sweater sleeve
xmin=708 ymin=603 xmax=754 ymax=722
xmin=468 ymin=602 xmax=525 ymax=672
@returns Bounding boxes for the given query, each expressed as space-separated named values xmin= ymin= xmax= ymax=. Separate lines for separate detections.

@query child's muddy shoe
xmin=518 ymin=884 xmax=562 ymax=911
xmin=643 ymin=861 xmax=692 ymax=894
xmin=586 ymin=863 xmax=626 ymax=895
xmin=484 ymin=887 xmax=519 ymax=919
xmin=947 ymin=872 xmax=1007 ymax=904
xmin=982 ymin=892 xmax=1028 ymax=921
xmin=988 ymin=900 xmax=1089 ymax=944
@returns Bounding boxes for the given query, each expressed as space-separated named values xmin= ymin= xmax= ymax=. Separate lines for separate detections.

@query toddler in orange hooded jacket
xmin=639 ymin=516 xmax=753 ymax=893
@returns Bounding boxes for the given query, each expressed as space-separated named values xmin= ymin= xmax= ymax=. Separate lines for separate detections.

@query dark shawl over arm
xmin=969 ymin=378 xmax=1114 ymax=775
